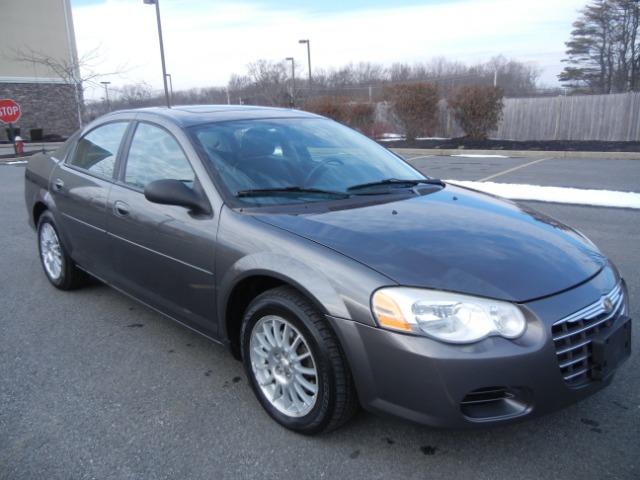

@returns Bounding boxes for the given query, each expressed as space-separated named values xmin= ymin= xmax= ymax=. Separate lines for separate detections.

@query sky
xmin=70 ymin=0 xmax=589 ymax=100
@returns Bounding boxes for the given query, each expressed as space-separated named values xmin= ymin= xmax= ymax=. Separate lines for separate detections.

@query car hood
xmin=255 ymin=184 xmax=606 ymax=302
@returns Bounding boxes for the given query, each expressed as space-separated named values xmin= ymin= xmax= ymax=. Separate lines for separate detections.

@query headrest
xmin=239 ymin=129 xmax=277 ymax=159
xmin=198 ymin=130 xmax=228 ymax=151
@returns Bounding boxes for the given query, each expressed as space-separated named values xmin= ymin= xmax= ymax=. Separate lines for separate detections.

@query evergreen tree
xmin=560 ymin=0 xmax=640 ymax=93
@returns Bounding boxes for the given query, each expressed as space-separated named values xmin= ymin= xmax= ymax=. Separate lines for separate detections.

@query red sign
xmin=0 ymin=99 xmax=21 ymax=124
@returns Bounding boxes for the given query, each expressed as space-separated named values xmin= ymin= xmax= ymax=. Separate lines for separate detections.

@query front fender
xmin=219 ymin=251 xmax=352 ymax=321
xmin=214 ymin=209 xmax=396 ymax=345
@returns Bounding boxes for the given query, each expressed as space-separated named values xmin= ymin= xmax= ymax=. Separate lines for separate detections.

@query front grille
xmin=552 ymin=282 xmax=626 ymax=386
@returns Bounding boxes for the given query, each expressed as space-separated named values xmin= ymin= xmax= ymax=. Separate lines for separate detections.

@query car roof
xmin=103 ymin=105 xmax=322 ymax=128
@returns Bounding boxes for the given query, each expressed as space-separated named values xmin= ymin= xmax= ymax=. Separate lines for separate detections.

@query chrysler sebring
xmin=24 ymin=105 xmax=632 ymax=434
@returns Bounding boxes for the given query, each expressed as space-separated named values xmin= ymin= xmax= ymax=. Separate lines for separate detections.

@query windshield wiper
xmin=347 ymin=178 xmax=444 ymax=192
xmin=236 ymin=186 xmax=350 ymax=199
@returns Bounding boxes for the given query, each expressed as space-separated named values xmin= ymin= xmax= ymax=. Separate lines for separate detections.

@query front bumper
xmin=328 ymin=269 xmax=631 ymax=429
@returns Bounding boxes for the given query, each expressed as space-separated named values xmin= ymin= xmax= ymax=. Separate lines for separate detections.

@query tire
xmin=241 ymin=286 xmax=358 ymax=435
xmin=37 ymin=211 xmax=89 ymax=290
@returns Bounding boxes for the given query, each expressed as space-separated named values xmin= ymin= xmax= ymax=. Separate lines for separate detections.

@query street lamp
xmin=143 ymin=0 xmax=171 ymax=108
xmin=166 ymin=73 xmax=174 ymax=103
xmin=298 ymin=39 xmax=312 ymax=95
xmin=100 ymin=81 xmax=111 ymax=111
xmin=285 ymin=57 xmax=295 ymax=107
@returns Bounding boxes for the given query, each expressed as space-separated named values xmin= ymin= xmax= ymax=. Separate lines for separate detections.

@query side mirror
xmin=144 ymin=179 xmax=211 ymax=214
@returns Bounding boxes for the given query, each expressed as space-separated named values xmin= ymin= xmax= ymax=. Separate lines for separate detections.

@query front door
xmin=107 ymin=121 xmax=219 ymax=335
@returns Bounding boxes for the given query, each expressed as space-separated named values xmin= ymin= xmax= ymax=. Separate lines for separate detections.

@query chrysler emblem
xmin=602 ymin=297 xmax=613 ymax=313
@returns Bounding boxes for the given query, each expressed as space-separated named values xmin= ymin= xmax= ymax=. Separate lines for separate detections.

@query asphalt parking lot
xmin=1 ymin=154 xmax=639 ymax=480
xmin=400 ymin=152 xmax=640 ymax=192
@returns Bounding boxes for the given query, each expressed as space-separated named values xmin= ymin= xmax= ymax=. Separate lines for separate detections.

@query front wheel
xmin=241 ymin=286 xmax=358 ymax=435
xmin=37 ymin=211 xmax=89 ymax=290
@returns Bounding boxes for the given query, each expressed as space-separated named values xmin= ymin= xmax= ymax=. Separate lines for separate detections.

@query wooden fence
xmin=436 ymin=91 xmax=640 ymax=141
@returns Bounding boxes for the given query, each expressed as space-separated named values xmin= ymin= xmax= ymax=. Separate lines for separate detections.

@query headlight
xmin=372 ymin=288 xmax=526 ymax=344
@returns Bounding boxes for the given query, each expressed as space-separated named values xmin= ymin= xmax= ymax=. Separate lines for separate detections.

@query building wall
xmin=0 ymin=0 xmax=81 ymax=141
xmin=2 ymin=83 xmax=79 ymax=141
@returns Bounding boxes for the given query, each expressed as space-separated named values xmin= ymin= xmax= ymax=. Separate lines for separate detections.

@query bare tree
xmin=481 ymin=55 xmax=541 ymax=96
xmin=351 ymin=62 xmax=387 ymax=85
xmin=246 ymin=59 xmax=290 ymax=106
xmin=387 ymin=57 xmax=538 ymax=97
xmin=12 ymin=45 xmax=128 ymax=127
xmin=389 ymin=62 xmax=413 ymax=83
xmin=116 ymin=82 xmax=156 ymax=107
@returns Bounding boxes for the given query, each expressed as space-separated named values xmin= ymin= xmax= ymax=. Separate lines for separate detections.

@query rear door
xmin=50 ymin=121 xmax=129 ymax=279
xmin=106 ymin=121 xmax=220 ymax=335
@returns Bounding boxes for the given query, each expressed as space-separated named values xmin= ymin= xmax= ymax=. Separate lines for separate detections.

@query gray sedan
xmin=24 ymin=105 xmax=632 ymax=434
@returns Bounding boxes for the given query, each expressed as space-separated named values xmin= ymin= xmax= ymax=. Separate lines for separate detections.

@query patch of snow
xmin=377 ymin=135 xmax=450 ymax=142
xmin=451 ymin=154 xmax=510 ymax=158
xmin=447 ymin=180 xmax=640 ymax=210
xmin=377 ymin=134 xmax=403 ymax=141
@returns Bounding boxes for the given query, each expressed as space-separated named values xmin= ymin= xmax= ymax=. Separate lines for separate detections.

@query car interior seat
xmin=237 ymin=129 xmax=284 ymax=186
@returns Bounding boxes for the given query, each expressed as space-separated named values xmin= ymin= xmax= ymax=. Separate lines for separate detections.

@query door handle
xmin=114 ymin=200 xmax=130 ymax=216
xmin=53 ymin=179 xmax=64 ymax=191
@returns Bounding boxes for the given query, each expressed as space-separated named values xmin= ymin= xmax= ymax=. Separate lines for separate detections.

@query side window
xmin=69 ymin=122 xmax=128 ymax=178
xmin=124 ymin=123 xmax=195 ymax=189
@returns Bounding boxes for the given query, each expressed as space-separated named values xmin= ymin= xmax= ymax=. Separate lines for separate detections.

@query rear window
xmin=68 ymin=122 xmax=128 ymax=178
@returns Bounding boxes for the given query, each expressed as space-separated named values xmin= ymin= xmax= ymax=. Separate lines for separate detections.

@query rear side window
xmin=69 ymin=122 xmax=128 ymax=178
xmin=124 ymin=123 xmax=195 ymax=189
xmin=51 ymin=131 xmax=81 ymax=162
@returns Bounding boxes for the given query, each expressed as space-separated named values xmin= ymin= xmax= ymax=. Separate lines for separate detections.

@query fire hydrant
xmin=14 ymin=135 xmax=24 ymax=155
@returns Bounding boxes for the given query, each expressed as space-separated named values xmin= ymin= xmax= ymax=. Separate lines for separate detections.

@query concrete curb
xmin=0 ymin=142 xmax=63 ymax=162
xmin=390 ymin=148 xmax=640 ymax=160
xmin=0 ymin=155 xmax=31 ymax=163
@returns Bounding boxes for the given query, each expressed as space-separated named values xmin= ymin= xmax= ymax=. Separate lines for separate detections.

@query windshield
xmin=189 ymin=117 xmax=426 ymax=206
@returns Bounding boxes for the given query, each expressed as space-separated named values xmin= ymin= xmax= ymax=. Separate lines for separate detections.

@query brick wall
xmin=1 ymin=82 xmax=83 ymax=142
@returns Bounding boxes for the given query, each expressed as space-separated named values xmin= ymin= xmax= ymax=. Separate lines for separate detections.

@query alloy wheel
xmin=249 ymin=314 xmax=319 ymax=417
xmin=40 ymin=222 xmax=63 ymax=281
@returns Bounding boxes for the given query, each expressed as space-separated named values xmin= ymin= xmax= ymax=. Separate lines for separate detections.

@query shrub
xmin=383 ymin=83 xmax=439 ymax=141
xmin=368 ymin=120 xmax=391 ymax=140
xmin=302 ymin=96 xmax=350 ymax=124
xmin=302 ymin=97 xmax=377 ymax=138
xmin=447 ymin=85 xmax=505 ymax=140
xmin=346 ymin=102 xmax=376 ymax=137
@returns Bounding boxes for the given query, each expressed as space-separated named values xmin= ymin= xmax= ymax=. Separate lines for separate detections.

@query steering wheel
xmin=304 ymin=157 xmax=345 ymax=185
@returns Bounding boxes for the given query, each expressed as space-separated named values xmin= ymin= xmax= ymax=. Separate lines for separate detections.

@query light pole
xmin=285 ymin=57 xmax=295 ymax=107
xmin=166 ymin=73 xmax=174 ymax=103
xmin=100 ymin=81 xmax=111 ymax=111
xmin=143 ymin=0 xmax=171 ymax=108
xmin=298 ymin=39 xmax=312 ymax=96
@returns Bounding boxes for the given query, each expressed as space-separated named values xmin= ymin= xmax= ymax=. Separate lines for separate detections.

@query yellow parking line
xmin=478 ymin=157 xmax=552 ymax=182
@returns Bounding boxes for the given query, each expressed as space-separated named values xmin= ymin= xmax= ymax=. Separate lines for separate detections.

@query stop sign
xmin=0 ymin=99 xmax=22 ymax=124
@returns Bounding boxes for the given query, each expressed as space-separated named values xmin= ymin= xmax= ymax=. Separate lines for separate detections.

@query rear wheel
xmin=241 ymin=286 xmax=358 ymax=435
xmin=37 ymin=211 xmax=89 ymax=290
